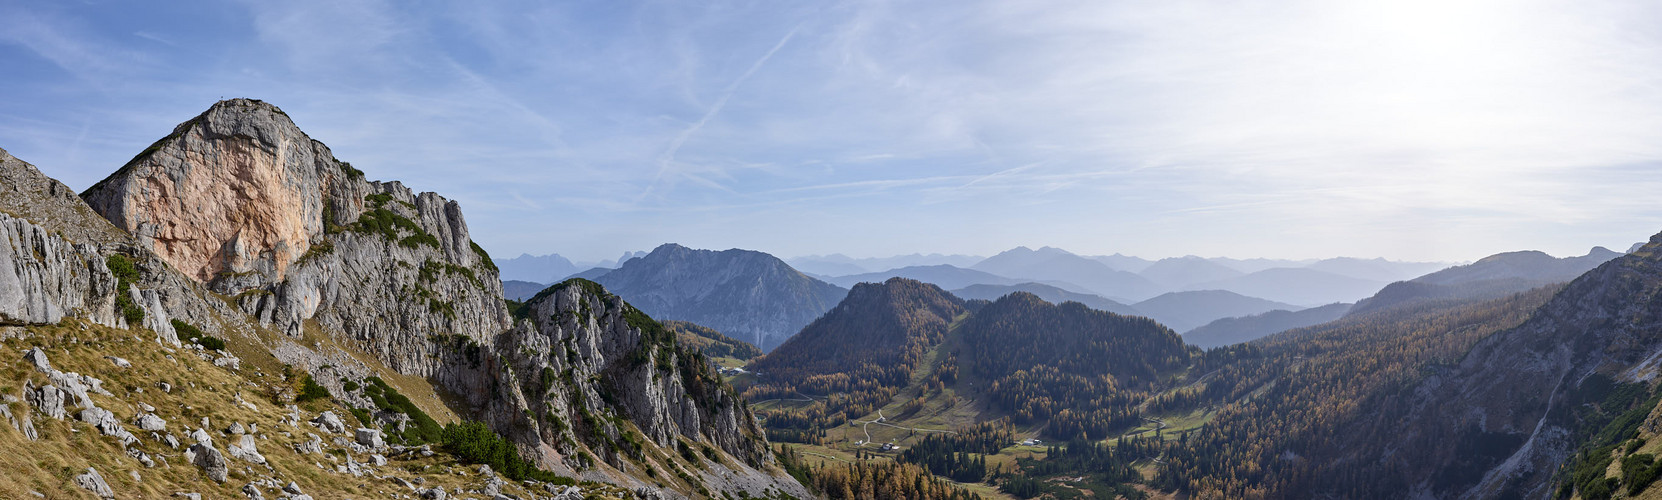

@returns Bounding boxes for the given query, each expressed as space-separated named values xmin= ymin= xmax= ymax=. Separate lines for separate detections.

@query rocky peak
xmin=82 ymin=98 xmax=349 ymax=287
xmin=443 ymin=278 xmax=804 ymax=496
xmin=593 ymin=243 xmax=846 ymax=350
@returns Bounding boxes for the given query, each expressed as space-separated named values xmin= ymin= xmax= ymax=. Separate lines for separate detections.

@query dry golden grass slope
xmin=0 ymin=319 xmax=630 ymax=499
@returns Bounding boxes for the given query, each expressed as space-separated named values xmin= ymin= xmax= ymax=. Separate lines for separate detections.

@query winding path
xmin=849 ymin=409 xmax=959 ymax=448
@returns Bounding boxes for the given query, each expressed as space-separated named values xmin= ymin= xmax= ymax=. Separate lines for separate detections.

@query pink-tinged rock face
xmin=84 ymin=99 xmax=334 ymax=286
xmin=132 ymin=135 xmax=314 ymax=283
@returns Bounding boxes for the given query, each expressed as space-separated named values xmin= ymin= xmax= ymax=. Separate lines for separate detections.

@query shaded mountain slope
xmin=1187 ymin=267 xmax=1387 ymax=306
xmin=1181 ymin=302 xmax=1351 ymax=349
xmin=956 ymin=292 xmax=1194 ymax=437
xmin=1154 ymin=282 xmax=1562 ymax=499
xmin=665 ymin=320 xmax=764 ymax=361
xmin=951 ymin=282 xmax=1138 ymax=315
xmin=1305 ymin=236 xmax=1662 ymax=499
xmin=747 ymin=278 xmax=965 ymax=395
xmin=1347 ymin=247 xmax=1624 ymax=316
xmin=1413 ymin=247 xmax=1621 ymax=286
xmin=501 ymin=279 xmax=547 ymax=301
xmin=825 ymin=264 xmax=1025 ymax=291
xmin=592 ymin=243 xmax=847 ymax=351
xmin=1137 ymin=256 xmax=1244 ymax=289
xmin=1132 ymin=290 xmax=1301 ymax=333
xmin=973 ymin=246 xmax=1161 ymax=301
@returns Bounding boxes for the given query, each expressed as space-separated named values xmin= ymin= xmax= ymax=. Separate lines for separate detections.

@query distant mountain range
xmin=1348 ymin=246 xmax=1623 ymax=316
xmin=1186 ymin=247 xmax=1628 ymax=348
xmin=512 ymin=246 xmax=1453 ymax=320
xmin=826 ymin=264 xmax=1024 ymax=290
xmin=501 ymin=244 xmax=1464 ymax=355
xmin=496 ymin=251 xmax=649 ymax=282
xmin=1183 ymin=303 xmax=1352 ymax=349
xmin=501 ymin=279 xmax=547 ymax=301
xmin=495 ymin=253 xmax=580 ymax=283
xmin=1184 ymin=267 xmax=1387 ymax=306
xmin=1131 ymin=290 xmax=1303 ymax=333
xmin=951 ymin=282 xmax=1139 ymax=316
xmin=587 ymin=243 xmax=848 ymax=350
xmin=972 ymin=246 xmax=1163 ymax=301
xmin=787 ymin=253 xmax=985 ymax=276
xmin=1411 ymin=247 xmax=1621 ymax=286
xmin=1304 ymin=257 xmax=1448 ymax=282
xmin=1136 ymin=256 xmax=1245 ymax=289
xmin=1091 ymin=253 xmax=1156 ymax=273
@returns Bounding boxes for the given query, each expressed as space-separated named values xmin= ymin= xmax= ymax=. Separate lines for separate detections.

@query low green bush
xmin=295 ymin=375 xmax=332 ymax=403
xmin=441 ymin=420 xmax=577 ymax=484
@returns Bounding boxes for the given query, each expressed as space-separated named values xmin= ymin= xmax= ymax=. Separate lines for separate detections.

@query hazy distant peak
xmin=1471 ymin=250 xmax=1552 ymax=264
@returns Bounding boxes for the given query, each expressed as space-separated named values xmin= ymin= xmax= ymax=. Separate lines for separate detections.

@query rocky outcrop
xmin=592 ymin=243 xmax=847 ymax=350
xmin=448 ymin=279 xmax=807 ymax=497
xmin=82 ymin=99 xmax=509 ymax=376
xmin=73 ymin=467 xmax=114 ymax=499
xmin=82 ymin=100 xmax=340 ymax=285
xmin=187 ymin=442 xmax=228 ymax=483
xmin=0 ymin=213 xmax=123 ymax=327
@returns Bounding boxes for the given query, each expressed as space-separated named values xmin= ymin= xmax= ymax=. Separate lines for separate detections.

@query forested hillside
xmin=1154 ymin=285 xmax=1561 ymax=497
xmin=957 ymin=292 xmax=1195 ymax=439
xmin=735 ymin=249 xmax=1642 ymax=500
xmin=742 ymin=278 xmax=966 ymax=437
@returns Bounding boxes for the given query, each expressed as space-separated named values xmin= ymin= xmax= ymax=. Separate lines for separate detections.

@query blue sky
xmin=3 ymin=0 xmax=1661 ymax=262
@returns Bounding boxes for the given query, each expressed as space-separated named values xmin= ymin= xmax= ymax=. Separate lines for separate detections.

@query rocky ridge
xmin=459 ymin=280 xmax=807 ymax=497
xmin=82 ymin=99 xmax=510 ymax=377
xmin=31 ymin=99 xmax=804 ymax=498
xmin=1322 ymin=233 xmax=1662 ymax=498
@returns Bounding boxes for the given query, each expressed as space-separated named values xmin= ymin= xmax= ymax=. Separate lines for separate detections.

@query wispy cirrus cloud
xmin=1 ymin=0 xmax=1660 ymax=262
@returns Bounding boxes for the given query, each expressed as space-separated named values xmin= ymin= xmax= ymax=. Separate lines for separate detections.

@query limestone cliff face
xmin=0 ymin=214 xmax=121 ymax=327
xmin=81 ymin=99 xmax=510 ymax=375
xmin=0 ymin=148 xmax=131 ymax=329
xmin=83 ymin=99 xmax=341 ymax=287
xmin=242 ymin=179 xmax=511 ymax=376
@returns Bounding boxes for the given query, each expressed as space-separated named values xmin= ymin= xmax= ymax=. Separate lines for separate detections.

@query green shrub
xmin=196 ymin=336 xmax=226 ymax=350
xmin=106 ymin=254 xmax=139 ymax=283
xmin=364 ymin=377 xmax=441 ymax=443
xmin=350 ymin=408 xmax=373 ymax=427
xmin=441 ymin=421 xmax=577 ymax=485
xmin=171 ymin=319 xmax=202 ymax=339
xmin=339 ymin=160 xmax=365 ymax=180
xmin=172 ymin=320 xmax=227 ymax=351
xmin=295 ymin=375 xmax=331 ymax=403
xmin=117 ymin=295 xmax=144 ymax=324
xmin=1627 ymin=453 xmax=1661 ymax=495
xmin=353 ymin=208 xmax=439 ymax=249
xmin=470 ymin=241 xmax=498 ymax=272
xmin=108 ymin=255 xmax=144 ymax=324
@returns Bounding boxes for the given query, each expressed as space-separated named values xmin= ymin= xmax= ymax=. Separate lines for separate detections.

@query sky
xmin=2 ymin=0 xmax=1661 ymax=263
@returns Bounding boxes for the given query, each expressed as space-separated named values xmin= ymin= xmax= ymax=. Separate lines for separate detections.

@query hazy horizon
xmin=4 ymin=1 xmax=1660 ymax=263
